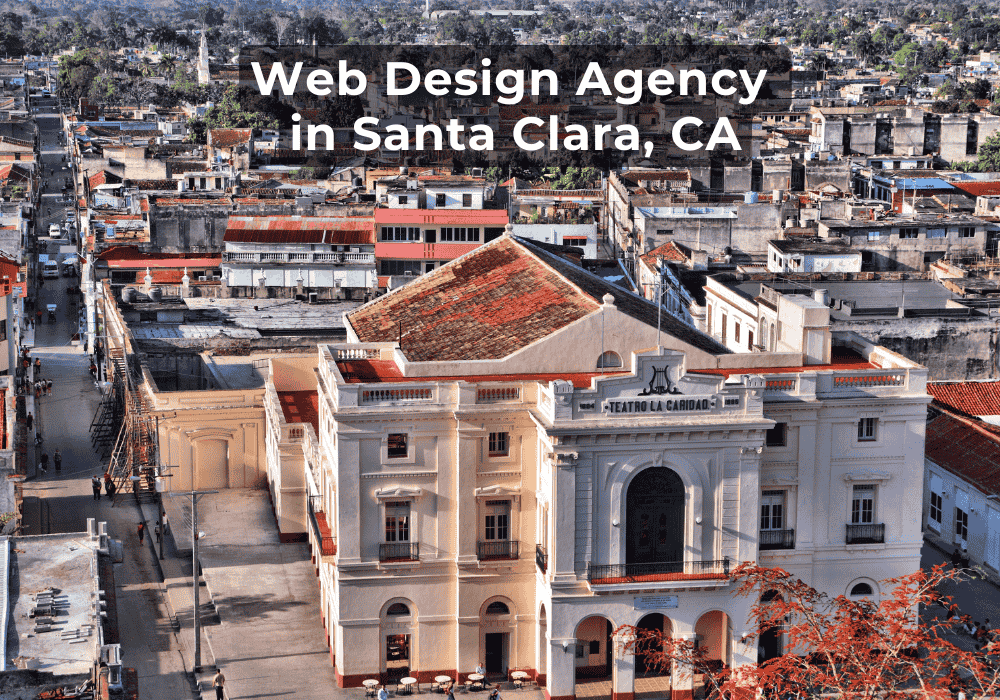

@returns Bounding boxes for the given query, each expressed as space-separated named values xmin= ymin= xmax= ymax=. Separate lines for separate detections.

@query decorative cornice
xmin=842 ymin=471 xmax=893 ymax=483
xmin=374 ymin=486 xmax=424 ymax=498
xmin=362 ymin=472 xmax=437 ymax=479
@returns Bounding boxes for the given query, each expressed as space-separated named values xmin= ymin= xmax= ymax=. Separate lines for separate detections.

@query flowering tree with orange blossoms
xmin=617 ymin=563 xmax=1000 ymax=700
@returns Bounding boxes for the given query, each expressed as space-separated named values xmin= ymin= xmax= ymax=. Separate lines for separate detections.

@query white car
xmin=48 ymin=224 xmax=60 ymax=236
xmin=42 ymin=260 xmax=59 ymax=278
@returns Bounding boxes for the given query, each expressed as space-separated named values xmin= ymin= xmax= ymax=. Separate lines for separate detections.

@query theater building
xmin=263 ymin=234 xmax=929 ymax=699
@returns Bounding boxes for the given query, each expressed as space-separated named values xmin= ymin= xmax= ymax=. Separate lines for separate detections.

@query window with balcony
xmin=388 ymin=434 xmax=408 ymax=459
xmin=381 ymin=501 xmax=418 ymax=561
xmin=847 ymin=484 xmax=884 ymax=544
xmin=479 ymin=500 xmax=517 ymax=560
xmin=857 ymin=417 xmax=878 ymax=442
xmin=488 ymin=431 xmax=509 ymax=457
xmin=760 ymin=490 xmax=794 ymax=550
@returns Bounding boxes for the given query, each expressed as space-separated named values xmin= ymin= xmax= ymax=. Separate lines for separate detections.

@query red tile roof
xmin=336 ymin=358 xmax=626 ymax=388
xmin=640 ymin=241 xmax=689 ymax=265
xmin=928 ymin=381 xmax=1000 ymax=417
xmin=348 ymin=236 xmax=600 ymax=362
xmin=89 ymin=170 xmax=123 ymax=188
xmin=373 ymin=209 xmax=509 ymax=226
xmin=209 ymin=128 xmax=253 ymax=149
xmin=926 ymin=410 xmax=1000 ymax=496
xmin=951 ymin=181 xmax=1000 ymax=198
xmin=224 ymin=216 xmax=375 ymax=245
xmin=278 ymin=391 xmax=319 ymax=433
xmin=96 ymin=245 xmax=220 ymax=269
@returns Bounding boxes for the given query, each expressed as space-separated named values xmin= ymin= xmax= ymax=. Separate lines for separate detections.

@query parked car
xmin=42 ymin=260 xmax=59 ymax=279
xmin=47 ymin=224 xmax=60 ymax=236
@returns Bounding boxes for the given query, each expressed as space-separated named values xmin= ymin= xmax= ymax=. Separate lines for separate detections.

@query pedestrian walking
xmin=40 ymin=452 xmax=48 ymax=472
xmin=34 ymin=382 xmax=41 ymax=399
xmin=92 ymin=475 xmax=101 ymax=500
xmin=46 ymin=380 xmax=52 ymax=396
xmin=33 ymin=357 xmax=40 ymax=373
xmin=25 ymin=411 xmax=33 ymax=431
xmin=137 ymin=522 xmax=145 ymax=543
xmin=53 ymin=449 xmax=61 ymax=472
xmin=212 ymin=670 xmax=226 ymax=700
xmin=106 ymin=480 xmax=116 ymax=498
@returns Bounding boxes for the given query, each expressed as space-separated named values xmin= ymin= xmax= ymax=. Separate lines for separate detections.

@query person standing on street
xmin=212 ymin=669 xmax=226 ymax=700
xmin=46 ymin=380 xmax=52 ymax=396
xmin=25 ymin=411 xmax=33 ymax=431
xmin=53 ymin=449 xmax=61 ymax=472
xmin=137 ymin=522 xmax=145 ymax=543
xmin=40 ymin=452 xmax=48 ymax=473
xmin=92 ymin=475 xmax=101 ymax=500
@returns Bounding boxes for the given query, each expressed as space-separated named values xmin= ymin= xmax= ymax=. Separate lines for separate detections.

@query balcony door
xmin=626 ymin=467 xmax=684 ymax=565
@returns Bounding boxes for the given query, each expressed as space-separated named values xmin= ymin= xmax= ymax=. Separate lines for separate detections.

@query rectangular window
xmin=898 ymin=228 xmax=919 ymax=239
xmin=589 ymin=640 xmax=600 ymax=655
xmin=385 ymin=501 xmax=411 ymax=542
xmin=760 ymin=490 xmax=785 ymax=530
xmin=575 ymin=644 xmax=585 ymax=659
xmin=721 ymin=314 xmax=728 ymax=340
xmin=488 ymin=431 xmax=509 ymax=457
xmin=930 ymin=491 xmax=943 ymax=528
xmin=748 ymin=329 xmax=754 ymax=349
xmin=379 ymin=226 xmax=421 ymax=242
xmin=379 ymin=260 xmax=423 ymax=276
xmin=398 ymin=195 xmax=408 ymax=205
xmin=462 ymin=193 xmax=472 ymax=207
xmin=735 ymin=321 xmax=741 ymax=343
xmin=563 ymin=237 xmax=588 ymax=247
xmin=957 ymin=507 xmax=969 ymax=541
xmin=484 ymin=500 xmax=510 ymax=541
xmin=867 ymin=231 xmax=880 ymax=241
xmin=851 ymin=484 xmax=875 ymax=524
xmin=435 ymin=193 xmax=446 ymax=207
xmin=387 ymin=433 xmax=408 ymax=459
xmin=440 ymin=227 xmax=481 ymax=242
xmin=958 ymin=227 xmax=976 ymax=238
xmin=857 ymin=417 xmax=878 ymax=442
xmin=765 ymin=423 xmax=787 ymax=447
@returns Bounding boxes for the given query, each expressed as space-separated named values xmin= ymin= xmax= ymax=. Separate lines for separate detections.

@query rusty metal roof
xmin=224 ymin=216 xmax=375 ymax=245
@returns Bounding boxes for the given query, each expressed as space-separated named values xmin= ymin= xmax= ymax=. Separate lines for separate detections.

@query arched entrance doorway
xmin=758 ymin=591 xmax=783 ymax=663
xmin=381 ymin=600 xmax=415 ymax=681
xmin=538 ymin=605 xmax=547 ymax=684
xmin=694 ymin=611 xmax=732 ymax=671
xmin=481 ymin=598 xmax=516 ymax=677
xmin=626 ymin=468 xmax=685 ymax=567
xmin=634 ymin=613 xmax=672 ymax=677
xmin=575 ymin=616 xmax=613 ymax=680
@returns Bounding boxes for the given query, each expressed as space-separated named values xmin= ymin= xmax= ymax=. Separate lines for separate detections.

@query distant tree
xmin=977 ymin=132 xmax=1000 ymax=171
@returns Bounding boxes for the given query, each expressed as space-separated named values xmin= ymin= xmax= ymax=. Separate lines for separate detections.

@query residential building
xmin=766 ymin=238 xmax=862 ymax=274
xmin=263 ymin=234 xmax=929 ymax=699
xmin=509 ymin=187 xmax=602 ymax=260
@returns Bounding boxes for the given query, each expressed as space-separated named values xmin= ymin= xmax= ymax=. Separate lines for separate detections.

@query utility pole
xmin=170 ymin=489 xmax=218 ymax=672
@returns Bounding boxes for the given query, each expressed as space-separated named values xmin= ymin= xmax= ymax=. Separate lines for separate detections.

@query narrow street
xmin=19 ymin=98 xmax=196 ymax=700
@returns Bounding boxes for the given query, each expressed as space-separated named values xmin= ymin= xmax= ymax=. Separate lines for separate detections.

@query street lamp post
xmin=170 ymin=488 xmax=218 ymax=672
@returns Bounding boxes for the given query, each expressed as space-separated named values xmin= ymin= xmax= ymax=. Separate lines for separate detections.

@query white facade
xmin=510 ymin=223 xmax=598 ymax=259
xmin=766 ymin=241 xmax=862 ymax=274
xmin=265 ymin=332 xmax=926 ymax=699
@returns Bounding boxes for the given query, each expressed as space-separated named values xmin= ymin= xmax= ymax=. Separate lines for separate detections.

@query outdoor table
xmin=401 ymin=677 xmax=418 ymax=695
xmin=468 ymin=674 xmax=484 ymax=691
xmin=363 ymin=679 xmax=380 ymax=698
xmin=434 ymin=676 xmax=453 ymax=693
xmin=511 ymin=672 xmax=527 ymax=690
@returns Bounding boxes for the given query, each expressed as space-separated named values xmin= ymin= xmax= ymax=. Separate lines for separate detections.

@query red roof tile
xmin=951 ymin=181 xmax=1000 ymax=198
xmin=89 ymin=170 xmax=123 ymax=188
xmin=640 ymin=241 xmax=689 ymax=265
xmin=348 ymin=236 xmax=599 ymax=362
xmin=336 ymin=359 xmax=626 ymax=388
xmin=928 ymin=381 xmax=1000 ymax=417
xmin=926 ymin=410 xmax=1000 ymax=496
xmin=209 ymin=128 xmax=253 ymax=149
xmin=278 ymin=391 xmax=319 ymax=433
xmin=224 ymin=216 xmax=375 ymax=245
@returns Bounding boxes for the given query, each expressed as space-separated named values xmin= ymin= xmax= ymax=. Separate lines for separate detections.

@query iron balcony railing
xmin=307 ymin=495 xmax=336 ymax=557
xmin=380 ymin=542 xmax=419 ymax=562
xmin=536 ymin=544 xmax=548 ymax=573
xmin=759 ymin=529 xmax=796 ymax=550
xmin=588 ymin=557 xmax=730 ymax=583
xmin=846 ymin=523 xmax=885 ymax=544
xmin=477 ymin=540 xmax=520 ymax=561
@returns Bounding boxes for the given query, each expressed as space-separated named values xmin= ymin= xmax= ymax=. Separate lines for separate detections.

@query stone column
xmin=611 ymin=628 xmax=635 ymax=700
xmin=670 ymin=632 xmax=697 ymax=700
xmin=547 ymin=636 xmax=577 ymax=700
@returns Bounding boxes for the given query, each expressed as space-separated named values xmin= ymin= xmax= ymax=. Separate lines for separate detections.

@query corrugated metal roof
xmin=373 ymin=209 xmax=509 ymax=226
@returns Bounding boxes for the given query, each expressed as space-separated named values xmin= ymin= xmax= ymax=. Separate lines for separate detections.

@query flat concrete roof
xmin=4 ymin=533 xmax=102 ymax=675
xmin=738 ymin=279 xmax=961 ymax=310
xmin=182 ymin=297 xmax=361 ymax=332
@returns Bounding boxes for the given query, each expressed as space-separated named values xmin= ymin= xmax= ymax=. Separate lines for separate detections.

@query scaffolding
xmin=89 ymin=346 xmax=159 ymax=505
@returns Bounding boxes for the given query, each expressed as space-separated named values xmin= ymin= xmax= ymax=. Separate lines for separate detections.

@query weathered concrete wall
xmin=732 ymin=202 xmax=784 ymax=254
xmin=834 ymin=315 xmax=999 ymax=381
xmin=851 ymin=120 xmax=877 ymax=155
xmin=150 ymin=201 xmax=296 ymax=253
xmin=805 ymin=161 xmax=851 ymax=193
xmin=762 ymin=161 xmax=793 ymax=192
xmin=724 ymin=163 xmax=751 ymax=193
xmin=892 ymin=117 xmax=925 ymax=156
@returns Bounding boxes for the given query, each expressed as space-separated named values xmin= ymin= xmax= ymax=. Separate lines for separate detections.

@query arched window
xmin=850 ymin=583 xmax=873 ymax=597
xmin=626 ymin=467 xmax=684 ymax=565
xmin=485 ymin=601 xmax=510 ymax=615
xmin=597 ymin=351 xmax=622 ymax=369
xmin=387 ymin=603 xmax=411 ymax=616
